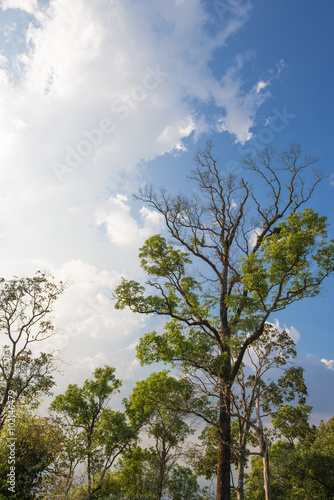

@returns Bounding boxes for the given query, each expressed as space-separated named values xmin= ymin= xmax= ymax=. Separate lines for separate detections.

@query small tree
xmin=105 ymin=447 xmax=160 ymax=500
xmin=231 ymin=325 xmax=308 ymax=500
xmin=72 ymin=450 xmax=202 ymax=500
xmin=0 ymin=272 xmax=67 ymax=428
xmin=50 ymin=366 xmax=136 ymax=500
xmin=165 ymin=465 xmax=202 ymax=500
xmin=124 ymin=371 xmax=196 ymax=500
xmin=115 ymin=143 xmax=334 ymax=500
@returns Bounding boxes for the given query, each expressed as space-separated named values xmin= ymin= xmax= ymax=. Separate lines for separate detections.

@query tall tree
xmin=115 ymin=143 xmax=334 ymax=500
xmin=189 ymin=325 xmax=308 ymax=500
xmin=0 ymin=272 xmax=67 ymax=428
xmin=50 ymin=366 xmax=136 ymax=500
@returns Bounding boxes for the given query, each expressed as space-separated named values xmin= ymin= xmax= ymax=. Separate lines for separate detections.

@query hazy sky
xmin=0 ymin=0 xmax=333 ymax=422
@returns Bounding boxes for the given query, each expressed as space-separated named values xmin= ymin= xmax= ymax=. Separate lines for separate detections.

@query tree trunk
xmin=157 ymin=445 xmax=167 ymax=500
xmin=262 ymin=443 xmax=271 ymax=500
xmin=256 ymin=393 xmax=271 ymax=500
xmin=217 ymin=385 xmax=231 ymax=500
xmin=87 ymin=455 xmax=92 ymax=500
xmin=257 ymin=430 xmax=271 ymax=500
xmin=157 ymin=465 xmax=164 ymax=500
xmin=237 ymin=418 xmax=253 ymax=500
xmin=87 ymin=429 xmax=94 ymax=500
xmin=236 ymin=451 xmax=245 ymax=500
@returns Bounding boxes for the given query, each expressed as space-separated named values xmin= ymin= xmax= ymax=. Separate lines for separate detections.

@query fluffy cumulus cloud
xmin=0 ymin=0 xmax=283 ymax=393
xmin=270 ymin=318 xmax=301 ymax=343
xmin=34 ymin=258 xmax=152 ymax=389
xmin=0 ymin=0 xmax=276 ymax=270
xmin=95 ymin=194 xmax=163 ymax=246
xmin=320 ymin=358 xmax=334 ymax=371
xmin=1 ymin=0 xmax=40 ymax=15
xmin=0 ymin=0 xmax=274 ymax=186
xmin=215 ymin=52 xmax=268 ymax=143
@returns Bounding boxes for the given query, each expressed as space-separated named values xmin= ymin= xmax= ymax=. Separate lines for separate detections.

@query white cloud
xmin=216 ymin=56 xmax=286 ymax=141
xmin=75 ymin=352 xmax=109 ymax=371
xmin=26 ymin=257 xmax=152 ymax=389
xmin=51 ymin=258 xmax=145 ymax=339
xmin=256 ymin=80 xmax=268 ymax=93
xmin=0 ymin=0 xmax=283 ymax=396
xmin=1 ymin=0 xmax=38 ymax=15
xmin=271 ymin=319 xmax=301 ymax=343
xmin=157 ymin=116 xmax=197 ymax=152
xmin=0 ymin=0 xmax=274 ymax=194
xmin=214 ymin=52 xmax=270 ymax=143
xmin=95 ymin=195 xmax=163 ymax=246
xmin=0 ymin=0 xmax=272 ymax=270
xmin=248 ymin=227 xmax=262 ymax=249
xmin=126 ymin=341 xmax=139 ymax=351
xmin=321 ymin=358 xmax=334 ymax=371
xmin=284 ymin=325 xmax=301 ymax=343
xmin=255 ymin=59 xmax=286 ymax=96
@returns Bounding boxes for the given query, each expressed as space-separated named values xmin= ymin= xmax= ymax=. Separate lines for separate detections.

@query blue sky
xmin=0 ymin=0 xmax=333 ymax=422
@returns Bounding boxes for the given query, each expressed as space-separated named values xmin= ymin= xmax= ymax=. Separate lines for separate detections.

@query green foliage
xmin=240 ymin=209 xmax=334 ymax=312
xmin=116 ymin=210 xmax=334 ymax=373
xmin=313 ymin=417 xmax=334 ymax=454
xmin=136 ymin=321 xmax=217 ymax=375
xmin=50 ymin=366 xmax=136 ymax=498
xmin=0 ymin=347 xmax=55 ymax=406
xmin=0 ymin=272 xmax=66 ymax=329
xmin=139 ymin=235 xmax=192 ymax=277
xmin=0 ymin=272 xmax=67 ymax=427
xmin=246 ymin=416 xmax=334 ymax=499
xmin=115 ymin=235 xmax=219 ymax=326
xmin=109 ymin=447 xmax=159 ymax=500
xmin=125 ymin=370 xmax=193 ymax=435
xmin=165 ymin=465 xmax=202 ymax=500
xmin=188 ymin=425 xmax=219 ymax=480
xmin=122 ymin=371 xmax=203 ymax=500
xmin=271 ymin=404 xmax=313 ymax=444
xmin=70 ymin=448 xmax=202 ymax=500
xmin=0 ymin=403 xmax=62 ymax=499
xmin=51 ymin=366 xmax=121 ymax=429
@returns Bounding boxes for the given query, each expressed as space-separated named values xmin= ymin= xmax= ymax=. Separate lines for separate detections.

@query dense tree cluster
xmin=0 ymin=144 xmax=333 ymax=499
